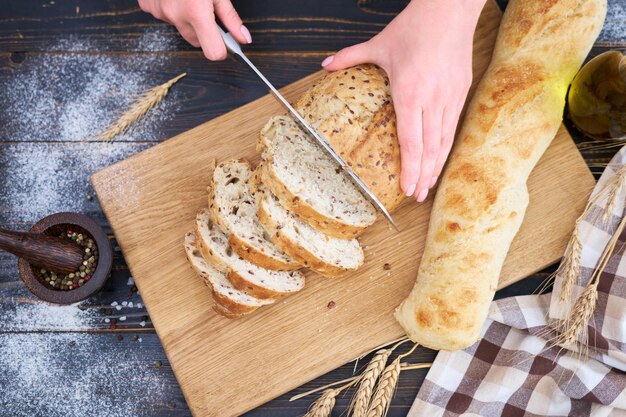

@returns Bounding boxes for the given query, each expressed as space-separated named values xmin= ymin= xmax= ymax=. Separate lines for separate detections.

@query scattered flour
xmin=0 ymin=300 xmax=96 ymax=332
xmin=0 ymin=292 xmax=168 ymax=416
xmin=0 ymin=32 xmax=184 ymax=226
xmin=599 ymin=1 xmax=626 ymax=42
xmin=1 ymin=39 xmax=181 ymax=142
xmin=46 ymin=27 xmax=182 ymax=52
xmin=0 ymin=142 xmax=150 ymax=225
xmin=0 ymin=332 xmax=169 ymax=417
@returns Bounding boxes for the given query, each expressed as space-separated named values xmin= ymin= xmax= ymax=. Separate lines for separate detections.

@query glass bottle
xmin=568 ymin=50 xmax=626 ymax=139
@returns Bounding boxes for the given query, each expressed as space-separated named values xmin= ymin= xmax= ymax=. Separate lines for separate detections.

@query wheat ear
xmin=603 ymin=173 xmax=625 ymax=224
xmin=552 ymin=214 xmax=626 ymax=351
xmin=558 ymin=225 xmax=583 ymax=303
xmin=302 ymin=388 xmax=339 ymax=417
xmin=365 ymin=344 xmax=418 ymax=417
xmin=349 ymin=341 xmax=407 ymax=417
xmin=96 ymin=72 xmax=186 ymax=142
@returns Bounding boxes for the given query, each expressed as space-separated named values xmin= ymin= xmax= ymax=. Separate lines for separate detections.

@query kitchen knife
xmin=218 ymin=27 xmax=398 ymax=231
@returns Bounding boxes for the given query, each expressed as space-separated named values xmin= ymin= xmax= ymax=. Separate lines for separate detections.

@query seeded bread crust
xmin=183 ymin=232 xmax=273 ymax=318
xmin=348 ymin=101 xmax=404 ymax=212
xmin=208 ymin=159 xmax=299 ymax=271
xmin=194 ymin=210 xmax=305 ymax=300
xmin=295 ymin=64 xmax=391 ymax=156
xmin=256 ymin=189 xmax=364 ymax=277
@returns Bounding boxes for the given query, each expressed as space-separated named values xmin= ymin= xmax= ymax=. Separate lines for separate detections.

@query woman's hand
xmin=138 ymin=0 xmax=251 ymax=60
xmin=322 ymin=0 xmax=485 ymax=202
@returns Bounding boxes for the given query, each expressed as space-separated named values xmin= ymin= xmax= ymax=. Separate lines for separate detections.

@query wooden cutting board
xmin=91 ymin=2 xmax=595 ymax=416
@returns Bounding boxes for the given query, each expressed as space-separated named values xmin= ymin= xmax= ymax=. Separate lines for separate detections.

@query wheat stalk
xmin=365 ymin=358 xmax=400 ymax=417
xmin=348 ymin=339 xmax=412 ymax=417
xmin=302 ymin=388 xmax=339 ymax=417
xmin=551 ymin=214 xmax=626 ymax=352
xmin=96 ymin=72 xmax=186 ymax=142
xmin=349 ymin=349 xmax=393 ymax=417
xmin=364 ymin=344 xmax=418 ymax=417
xmin=603 ymin=174 xmax=625 ymax=224
xmin=558 ymin=226 xmax=583 ymax=302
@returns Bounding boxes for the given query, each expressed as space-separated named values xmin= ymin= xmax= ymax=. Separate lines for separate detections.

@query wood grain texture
xmin=90 ymin=3 xmax=594 ymax=415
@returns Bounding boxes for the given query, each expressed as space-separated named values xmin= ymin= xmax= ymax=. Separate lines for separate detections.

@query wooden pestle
xmin=0 ymin=229 xmax=84 ymax=274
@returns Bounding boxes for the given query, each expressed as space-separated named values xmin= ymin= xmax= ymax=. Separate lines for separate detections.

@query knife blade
xmin=218 ymin=27 xmax=398 ymax=231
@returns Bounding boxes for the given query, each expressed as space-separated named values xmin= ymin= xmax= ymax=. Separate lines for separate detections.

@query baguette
xmin=395 ymin=0 xmax=606 ymax=351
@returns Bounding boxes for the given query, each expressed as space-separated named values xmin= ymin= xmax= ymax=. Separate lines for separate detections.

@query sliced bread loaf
xmin=209 ymin=159 xmax=300 ymax=271
xmin=257 ymin=187 xmax=364 ymax=277
xmin=183 ymin=232 xmax=273 ymax=318
xmin=294 ymin=64 xmax=391 ymax=156
xmin=195 ymin=210 xmax=305 ymax=299
xmin=259 ymin=115 xmax=377 ymax=239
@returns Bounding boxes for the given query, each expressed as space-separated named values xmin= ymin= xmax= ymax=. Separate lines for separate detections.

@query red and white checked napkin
xmin=409 ymin=147 xmax=626 ymax=417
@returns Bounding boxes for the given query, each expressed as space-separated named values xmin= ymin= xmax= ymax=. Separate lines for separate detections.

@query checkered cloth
xmin=409 ymin=147 xmax=626 ymax=417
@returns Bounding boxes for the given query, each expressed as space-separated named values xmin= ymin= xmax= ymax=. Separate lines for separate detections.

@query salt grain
xmin=115 ymin=305 xmax=122 ymax=311
xmin=122 ymin=301 xmax=128 ymax=307
xmin=127 ymin=277 xmax=135 ymax=286
xmin=119 ymin=316 xmax=127 ymax=321
xmin=140 ymin=321 xmax=146 ymax=327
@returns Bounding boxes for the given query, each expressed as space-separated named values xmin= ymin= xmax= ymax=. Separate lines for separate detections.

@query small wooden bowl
xmin=18 ymin=212 xmax=113 ymax=304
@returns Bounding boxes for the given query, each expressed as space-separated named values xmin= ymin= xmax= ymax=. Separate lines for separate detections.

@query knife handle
xmin=218 ymin=27 xmax=242 ymax=56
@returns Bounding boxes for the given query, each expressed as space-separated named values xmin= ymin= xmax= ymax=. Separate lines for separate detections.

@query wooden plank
xmin=0 ymin=0 xmax=405 ymax=52
xmin=0 ymin=331 xmax=188 ymax=416
xmin=0 ymin=53 xmax=326 ymax=143
xmin=90 ymin=3 xmax=594 ymax=415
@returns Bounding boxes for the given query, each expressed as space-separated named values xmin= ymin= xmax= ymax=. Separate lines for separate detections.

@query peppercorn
xmin=34 ymin=226 xmax=99 ymax=292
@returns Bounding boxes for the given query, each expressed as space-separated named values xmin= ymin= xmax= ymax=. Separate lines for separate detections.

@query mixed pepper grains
xmin=37 ymin=227 xmax=99 ymax=291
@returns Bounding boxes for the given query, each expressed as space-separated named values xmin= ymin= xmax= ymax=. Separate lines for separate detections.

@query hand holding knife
xmin=217 ymin=27 xmax=398 ymax=231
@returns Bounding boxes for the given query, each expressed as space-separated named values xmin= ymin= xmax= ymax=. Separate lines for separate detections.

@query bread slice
xmin=195 ymin=210 xmax=305 ymax=299
xmin=209 ymin=159 xmax=300 ymax=271
xmin=257 ymin=187 xmax=364 ymax=277
xmin=259 ymin=115 xmax=377 ymax=239
xmin=183 ymin=232 xmax=273 ymax=318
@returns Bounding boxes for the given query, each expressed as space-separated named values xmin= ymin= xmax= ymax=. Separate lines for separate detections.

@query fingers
xmin=433 ymin=91 xmax=467 ymax=185
xmin=193 ymin=12 xmax=228 ymax=60
xmin=413 ymin=107 xmax=442 ymax=202
xmin=322 ymin=41 xmax=375 ymax=71
xmin=175 ymin=22 xmax=200 ymax=47
xmin=213 ymin=0 xmax=251 ymax=44
xmin=394 ymin=101 xmax=424 ymax=198
xmin=432 ymin=100 xmax=464 ymax=182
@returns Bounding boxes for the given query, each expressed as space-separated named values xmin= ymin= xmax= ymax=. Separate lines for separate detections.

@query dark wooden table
xmin=0 ymin=1 xmax=624 ymax=416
